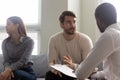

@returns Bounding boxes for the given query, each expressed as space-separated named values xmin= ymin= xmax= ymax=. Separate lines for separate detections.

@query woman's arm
xmin=2 ymin=39 xmax=11 ymax=68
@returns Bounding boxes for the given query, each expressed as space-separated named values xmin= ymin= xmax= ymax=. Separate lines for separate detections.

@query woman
xmin=0 ymin=16 xmax=36 ymax=80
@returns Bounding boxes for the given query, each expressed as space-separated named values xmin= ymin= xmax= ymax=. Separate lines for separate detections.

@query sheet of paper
xmin=50 ymin=64 xmax=77 ymax=78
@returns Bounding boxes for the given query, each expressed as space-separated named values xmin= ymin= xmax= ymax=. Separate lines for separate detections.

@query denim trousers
xmin=12 ymin=67 xmax=36 ymax=80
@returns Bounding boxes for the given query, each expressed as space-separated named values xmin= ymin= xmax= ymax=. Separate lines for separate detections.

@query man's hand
xmin=50 ymin=60 xmax=62 ymax=77
xmin=51 ymin=68 xmax=62 ymax=77
xmin=0 ymin=67 xmax=14 ymax=80
xmin=63 ymin=55 xmax=75 ymax=70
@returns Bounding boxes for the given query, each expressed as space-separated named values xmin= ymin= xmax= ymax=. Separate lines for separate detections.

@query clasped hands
xmin=0 ymin=67 xmax=14 ymax=80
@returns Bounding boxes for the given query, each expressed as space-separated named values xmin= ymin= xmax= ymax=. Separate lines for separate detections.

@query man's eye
xmin=66 ymin=21 xmax=71 ymax=24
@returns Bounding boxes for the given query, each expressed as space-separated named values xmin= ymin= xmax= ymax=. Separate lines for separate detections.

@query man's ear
xmin=98 ymin=17 xmax=106 ymax=28
xmin=96 ymin=17 xmax=101 ymax=23
xmin=96 ymin=17 xmax=106 ymax=32
xmin=96 ymin=17 xmax=104 ymax=26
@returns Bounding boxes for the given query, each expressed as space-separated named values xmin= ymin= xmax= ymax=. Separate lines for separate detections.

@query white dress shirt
xmin=75 ymin=23 xmax=120 ymax=80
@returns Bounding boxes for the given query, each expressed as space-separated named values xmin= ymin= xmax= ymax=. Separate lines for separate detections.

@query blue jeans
xmin=12 ymin=67 xmax=36 ymax=80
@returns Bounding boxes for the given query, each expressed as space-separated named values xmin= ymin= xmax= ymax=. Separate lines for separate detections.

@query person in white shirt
xmin=72 ymin=3 xmax=120 ymax=80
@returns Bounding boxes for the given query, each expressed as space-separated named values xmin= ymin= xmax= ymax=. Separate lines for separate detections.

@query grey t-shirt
xmin=2 ymin=36 xmax=34 ymax=71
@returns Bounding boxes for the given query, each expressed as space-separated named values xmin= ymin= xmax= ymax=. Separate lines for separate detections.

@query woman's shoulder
xmin=22 ymin=36 xmax=34 ymax=43
xmin=3 ymin=37 xmax=10 ymax=42
xmin=2 ymin=37 xmax=10 ymax=47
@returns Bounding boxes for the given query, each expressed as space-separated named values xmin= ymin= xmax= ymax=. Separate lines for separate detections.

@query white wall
xmin=68 ymin=0 xmax=81 ymax=31
xmin=80 ymin=0 xmax=100 ymax=44
xmin=40 ymin=0 xmax=68 ymax=54
xmin=40 ymin=0 xmax=100 ymax=54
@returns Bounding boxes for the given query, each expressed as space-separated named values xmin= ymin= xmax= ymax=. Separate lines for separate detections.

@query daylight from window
xmin=0 ymin=0 xmax=39 ymax=25
xmin=0 ymin=32 xmax=38 ymax=55
xmin=0 ymin=0 xmax=40 ymax=55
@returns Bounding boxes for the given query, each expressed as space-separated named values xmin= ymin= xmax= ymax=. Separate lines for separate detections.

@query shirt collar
xmin=105 ymin=23 xmax=120 ymax=31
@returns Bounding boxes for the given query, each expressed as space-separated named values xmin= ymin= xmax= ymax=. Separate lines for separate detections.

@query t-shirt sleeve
xmin=48 ymin=37 xmax=59 ymax=66
xmin=80 ymin=34 xmax=93 ymax=60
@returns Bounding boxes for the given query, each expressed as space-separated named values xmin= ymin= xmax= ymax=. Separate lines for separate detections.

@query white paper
xmin=50 ymin=64 xmax=77 ymax=78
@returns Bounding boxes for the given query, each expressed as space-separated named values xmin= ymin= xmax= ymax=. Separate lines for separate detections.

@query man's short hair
xmin=95 ymin=3 xmax=117 ymax=25
xmin=59 ymin=11 xmax=76 ymax=23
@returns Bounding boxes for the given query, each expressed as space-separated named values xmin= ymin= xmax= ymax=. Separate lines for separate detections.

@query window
xmin=0 ymin=32 xmax=39 ymax=55
xmin=0 ymin=0 xmax=41 ymax=55
xmin=0 ymin=0 xmax=39 ymax=25
xmin=27 ymin=32 xmax=39 ymax=55
xmin=0 ymin=33 xmax=8 ymax=54
xmin=101 ymin=0 xmax=120 ymax=22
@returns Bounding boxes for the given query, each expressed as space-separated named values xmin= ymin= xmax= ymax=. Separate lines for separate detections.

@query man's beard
xmin=65 ymin=28 xmax=75 ymax=35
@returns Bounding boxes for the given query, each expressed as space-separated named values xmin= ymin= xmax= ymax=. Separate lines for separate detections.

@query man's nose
xmin=71 ymin=23 xmax=75 ymax=28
